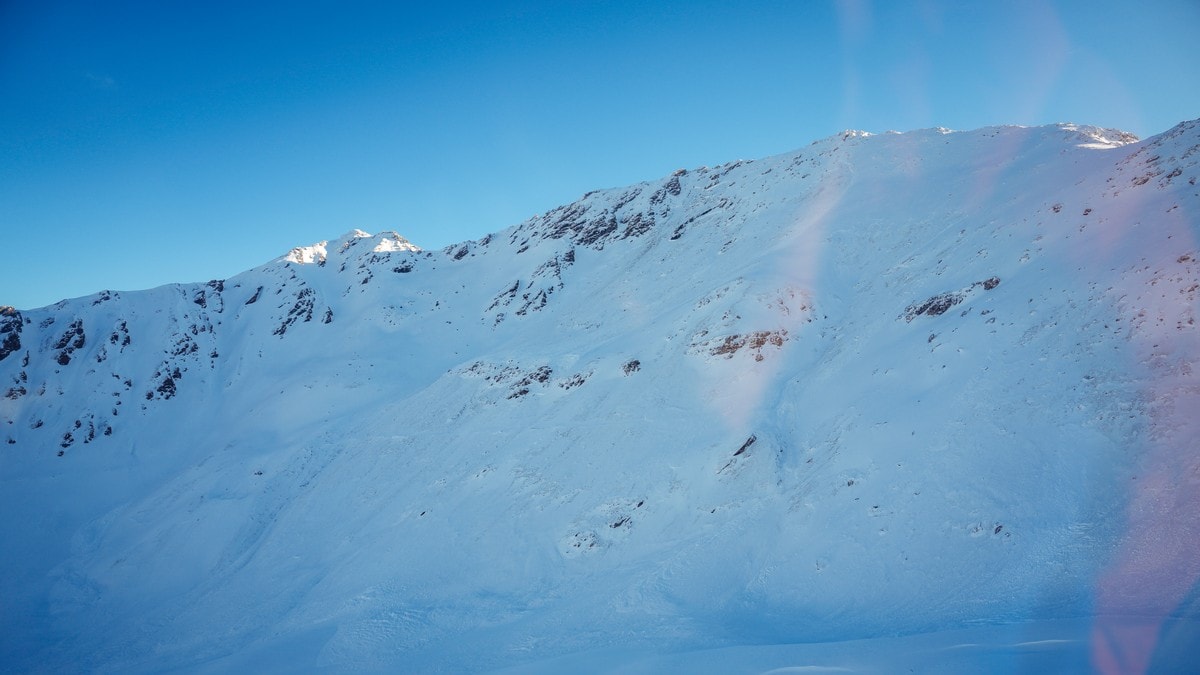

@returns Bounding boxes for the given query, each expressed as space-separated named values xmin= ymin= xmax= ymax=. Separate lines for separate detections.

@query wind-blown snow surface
xmin=2 ymin=122 xmax=1199 ymax=673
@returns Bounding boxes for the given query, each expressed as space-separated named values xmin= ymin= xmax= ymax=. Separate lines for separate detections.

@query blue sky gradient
xmin=2 ymin=0 xmax=1198 ymax=309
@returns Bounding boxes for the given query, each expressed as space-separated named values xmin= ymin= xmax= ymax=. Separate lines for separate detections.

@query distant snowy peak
xmin=870 ymin=123 xmax=1137 ymax=148
xmin=835 ymin=129 xmax=872 ymax=140
xmin=283 ymin=229 xmax=421 ymax=265
xmin=283 ymin=241 xmax=327 ymax=265
xmin=367 ymin=230 xmax=421 ymax=253
xmin=1054 ymin=123 xmax=1140 ymax=148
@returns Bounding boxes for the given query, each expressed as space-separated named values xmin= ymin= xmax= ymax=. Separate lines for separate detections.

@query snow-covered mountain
xmin=2 ymin=121 xmax=1199 ymax=673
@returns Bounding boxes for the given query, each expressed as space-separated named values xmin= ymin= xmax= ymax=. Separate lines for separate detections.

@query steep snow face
xmin=1 ymin=122 xmax=1198 ymax=673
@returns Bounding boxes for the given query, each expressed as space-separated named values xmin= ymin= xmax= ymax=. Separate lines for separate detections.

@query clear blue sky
xmin=2 ymin=0 xmax=1197 ymax=310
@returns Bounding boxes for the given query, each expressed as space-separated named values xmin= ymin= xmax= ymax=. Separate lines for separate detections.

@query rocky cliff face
xmin=2 ymin=121 xmax=1198 ymax=672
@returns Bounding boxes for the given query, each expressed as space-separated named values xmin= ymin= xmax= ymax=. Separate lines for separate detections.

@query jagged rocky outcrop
xmin=0 ymin=307 xmax=22 ymax=362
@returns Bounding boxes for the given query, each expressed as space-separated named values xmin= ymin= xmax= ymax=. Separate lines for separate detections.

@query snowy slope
xmin=1 ymin=121 xmax=1199 ymax=673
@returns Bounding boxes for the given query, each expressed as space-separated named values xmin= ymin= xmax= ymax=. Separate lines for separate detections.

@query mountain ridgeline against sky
xmin=2 ymin=122 xmax=1199 ymax=672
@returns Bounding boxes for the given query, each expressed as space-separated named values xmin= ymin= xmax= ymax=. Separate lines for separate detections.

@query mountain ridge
xmin=2 ymin=119 xmax=1198 ymax=673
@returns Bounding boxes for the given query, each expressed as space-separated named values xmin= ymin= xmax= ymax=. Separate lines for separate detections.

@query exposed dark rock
xmin=170 ymin=334 xmax=198 ymax=356
xmin=718 ymin=433 xmax=759 ymax=474
xmin=156 ymin=376 xmax=177 ymax=399
xmin=0 ymin=307 xmax=20 ymax=362
xmin=108 ymin=321 xmax=131 ymax=350
xmin=558 ymin=372 xmax=589 ymax=390
xmin=904 ymin=293 xmax=964 ymax=321
xmin=733 ymin=434 xmax=757 ymax=457
xmin=488 ymin=251 xmax=574 ymax=320
xmin=487 ymin=281 xmax=521 ymax=312
xmin=506 ymin=366 xmax=554 ymax=399
xmin=620 ymin=211 xmax=654 ymax=239
xmin=575 ymin=214 xmax=618 ymax=248
xmin=668 ymin=198 xmax=728 ymax=241
xmin=515 ymin=290 xmax=550 ymax=316
xmin=538 ymin=200 xmax=624 ymax=249
xmin=52 ymin=320 xmax=84 ymax=350
xmin=274 ymin=288 xmax=316 ymax=336
xmin=902 ymin=277 xmax=1000 ymax=322
xmin=650 ymin=174 xmax=682 ymax=204
xmin=52 ymin=319 xmax=86 ymax=365
xmin=709 ymin=330 xmax=788 ymax=361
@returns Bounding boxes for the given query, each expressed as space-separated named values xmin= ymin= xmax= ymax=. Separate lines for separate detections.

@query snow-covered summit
xmin=282 ymin=239 xmax=328 ymax=264
xmin=283 ymin=228 xmax=421 ymax=265
xmin=2 ymin=120 xmax=1198 ymax=673
xmin=369 ymin=230 xmax=421 ymax=253
xmin=1055 ymin=122 xmax=1140 ymax=147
